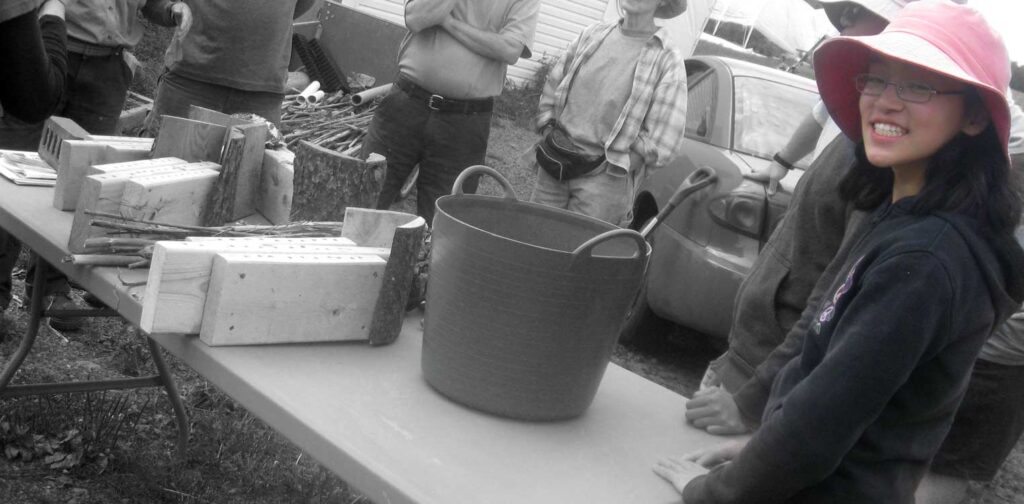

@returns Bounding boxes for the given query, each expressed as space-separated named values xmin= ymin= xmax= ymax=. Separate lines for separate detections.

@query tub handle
xmin=570 ymin=228 xmax=649 ymax=267
xmin=451 ymin=165 xmax=518 ymax=200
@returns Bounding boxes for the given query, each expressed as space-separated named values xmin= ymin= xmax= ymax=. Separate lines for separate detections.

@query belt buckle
xmin=428 ymin=94 xmax=444 ymax=111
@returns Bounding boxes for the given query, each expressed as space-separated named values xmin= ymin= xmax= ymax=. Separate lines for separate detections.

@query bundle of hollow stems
xmin=280 ymin=90 xmax=377 ymax=155
xmin=62 ymin=211 xmax=344 ymax=268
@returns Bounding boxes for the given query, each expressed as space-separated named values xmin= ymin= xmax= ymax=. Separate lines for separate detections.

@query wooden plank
xmin=199 ymin=253 xmax=387 ymax=346
xmin=37 ymin=116 xmax=90 ymax=169
xmin=52 ymin=139 xmax=151 ymax=211
xmin=120 ymin=169 xmax=221 ymax=226
xmin=141 ymin=240 xmax=389 ymax=334
xmin=291 ymin=141 xmax=385 ymax=221
xmin=257 ymin=148 xmax=295 ymax=225
xmin=68 ymin=162 xmax=220 ymax=253
xmin=369 ymin=215 xmax=426 ymax=346
xmin=87 ymin=135 xmax=155 ymax=146
xmin=150 ymin=116 xmax=226 ymax=163
xmin=341 ymin=207 xmax=423 ymax=249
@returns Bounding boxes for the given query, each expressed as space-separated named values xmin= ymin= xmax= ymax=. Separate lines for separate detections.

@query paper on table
xmin=0 ymin=150 xmax=57 ymax=186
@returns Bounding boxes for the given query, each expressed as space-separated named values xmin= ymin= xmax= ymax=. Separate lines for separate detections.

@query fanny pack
xmin=535 ymin=123 xmax=605 ymax=181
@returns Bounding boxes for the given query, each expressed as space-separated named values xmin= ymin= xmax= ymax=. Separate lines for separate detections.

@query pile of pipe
xmin=280 ymin=82 xmax=392 ymax=156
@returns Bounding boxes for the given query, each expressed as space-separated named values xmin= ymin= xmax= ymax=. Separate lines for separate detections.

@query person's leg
xmin=565 ymin=162 xmax=632 ymax=226
xmin=144 ymin=71 xmax=232 ymax=136
xmin=222 ymin=87 xmax=284 ymax=128
xmin=362 ymin=89 xmax=427 ymax=213
xmin=0 ymin=230 xmax=21 ymax=311
xmin=920 ymin=358 xmax=1024 ymax=504
xmin=416 ymin=110 xmax=490 ymax=223
xmin=530 ymin=162 xmax=572 ymax=210
xmin=60 ymin=51 xmax=132 ymax=135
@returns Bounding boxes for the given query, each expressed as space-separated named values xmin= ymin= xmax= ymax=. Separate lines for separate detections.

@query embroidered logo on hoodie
xmin=813 ymin=256 xmax=864 ymax=334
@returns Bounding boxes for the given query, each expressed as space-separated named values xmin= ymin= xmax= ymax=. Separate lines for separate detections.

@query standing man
xmin=529 ymin=0 xmax=688 ymax=227
xmin=362 ymin=0 xmax=540 ymax=224
xmin=143 ymin=0 xmax=314 ymax=134
xmin=0 ymin=0 xmax=188 ymax=331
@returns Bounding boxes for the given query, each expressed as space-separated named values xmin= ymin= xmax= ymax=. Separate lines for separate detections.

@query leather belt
xmin=395 ymin=77 xmax=493 ymax=115
xmin=66 ymin=38 xmax=124 ymax=57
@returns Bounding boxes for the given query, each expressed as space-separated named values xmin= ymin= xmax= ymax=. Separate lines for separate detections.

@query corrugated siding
xmin=337 ymin=0 xmax=610 ymax=85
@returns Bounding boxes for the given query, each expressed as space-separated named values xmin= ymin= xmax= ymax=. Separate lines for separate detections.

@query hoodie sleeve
xmin=684 ymin=251 xmax=955 ymax=503
xmin=0 ymin=11 xmax=68 ymax=123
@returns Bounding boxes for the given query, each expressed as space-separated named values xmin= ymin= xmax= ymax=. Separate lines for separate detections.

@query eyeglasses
xmin=837 ymin=4 xmax=863 ymax=30
xmin=854 ymin=74 xmax=968 ymax=104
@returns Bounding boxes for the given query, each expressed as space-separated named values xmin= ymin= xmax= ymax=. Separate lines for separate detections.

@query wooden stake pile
xmin=62 ymin=210 xmax=345 ymax=267
xmin=280 ymin=91 xmax=377 ymax=156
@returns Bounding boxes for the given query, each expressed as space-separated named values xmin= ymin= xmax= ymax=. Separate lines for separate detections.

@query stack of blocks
xmin=40 ymin=112 xmax=424 ymax=347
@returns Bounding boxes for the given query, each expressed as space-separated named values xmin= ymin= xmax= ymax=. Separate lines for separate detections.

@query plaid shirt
xmin=536 ymin=21 xmax=687 ymax=172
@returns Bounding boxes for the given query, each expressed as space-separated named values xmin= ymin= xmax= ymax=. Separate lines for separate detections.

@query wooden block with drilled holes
xmin=257 ymin=148 xmax=295 ymax=225
xmin=150 ymin=116 xmax=226 ymax=163
xmin=140 ymin=239 xmax=389 ymax=334
xmin=52 ymin=140 xmax=152 ymax=210
xmin=120 ymin=169 xmax=221 ymax=226
xmin=199 ymin=253 xmax=387 ymax=346
xmin=37 ymin=116 xmax=91 ymax=169
xmin=86 ymin=157 xmax=187 ymax=177
xmin=68 ymin=162 xmax=221 ymax=253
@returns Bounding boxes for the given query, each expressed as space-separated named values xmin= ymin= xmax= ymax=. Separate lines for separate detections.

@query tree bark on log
xmin=368 ymin=216 xmax=426 ymax=346
xmin=201 ymin=129 xmax=245 ymax=226
xmin=290 ymin=141 xmax=385 ymax=222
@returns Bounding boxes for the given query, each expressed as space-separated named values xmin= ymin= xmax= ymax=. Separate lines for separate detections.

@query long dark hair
xmin=839 ymin=96 xmax=1022 ymax=239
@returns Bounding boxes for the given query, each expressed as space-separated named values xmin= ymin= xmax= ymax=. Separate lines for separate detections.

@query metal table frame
xmin=0 ymin=175 xmax=189 ymax=456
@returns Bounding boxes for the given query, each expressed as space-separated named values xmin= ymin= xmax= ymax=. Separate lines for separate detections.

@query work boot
xmin=46 ymin=292 xmax=83 ymax=332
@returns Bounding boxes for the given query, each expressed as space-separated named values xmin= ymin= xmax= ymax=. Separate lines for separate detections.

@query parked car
xmin=621 ymin=55 xmax=820 ymax=344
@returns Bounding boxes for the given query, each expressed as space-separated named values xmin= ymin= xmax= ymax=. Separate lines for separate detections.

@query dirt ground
xmin=1 ymin=118 xmax=1023 ymax=503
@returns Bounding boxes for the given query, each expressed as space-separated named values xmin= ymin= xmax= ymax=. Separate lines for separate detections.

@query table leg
xmin=146 ymin=333 xmax=190 ymax=458
xmin=0 ymin=254 xmax=190 ymax=459
xmin=0 ymin=254 xmax=48 ymax=390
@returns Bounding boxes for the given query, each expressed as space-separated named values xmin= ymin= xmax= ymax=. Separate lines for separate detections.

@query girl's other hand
xmin=653 ymin=456 xmax=709 ymax=494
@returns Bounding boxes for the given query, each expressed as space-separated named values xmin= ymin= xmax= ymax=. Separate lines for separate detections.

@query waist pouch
xmin=535 ymin=124 xmax=605 ymax=181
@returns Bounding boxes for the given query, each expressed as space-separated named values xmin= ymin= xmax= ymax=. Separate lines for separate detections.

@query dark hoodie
xmin=683 ymin=198 xmax=1024 ymax=504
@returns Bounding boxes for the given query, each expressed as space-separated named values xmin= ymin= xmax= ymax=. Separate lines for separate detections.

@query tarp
xmin=708 ymin=0 xmax=835 ymax=55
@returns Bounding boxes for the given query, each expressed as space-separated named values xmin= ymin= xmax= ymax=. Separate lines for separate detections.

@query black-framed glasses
xmin=837 ymin=4 xmax=863 ymax=30
xmin=854 ymin=74 xmax=968 ymax=104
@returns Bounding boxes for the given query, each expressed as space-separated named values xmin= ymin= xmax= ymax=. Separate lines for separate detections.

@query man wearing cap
xmin=361 ymin=0 xmax=540 ymax=224
xmin=684 ymin=1 xmax=1024 ymax=502
xmin=529 ymin=0 xmax=688 ymax=227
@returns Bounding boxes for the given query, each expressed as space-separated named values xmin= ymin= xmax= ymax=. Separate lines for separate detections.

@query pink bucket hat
xmin=813 ymin=1 xmax=1011 ymax=157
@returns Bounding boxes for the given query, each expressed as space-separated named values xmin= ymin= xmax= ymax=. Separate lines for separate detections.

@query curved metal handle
xmin=451 ymin=165 xmax=518 ymax=200
xmin=640 ymin=165 xmax=718 ymax=238
xmin=569 ymin=228 xmax=649 ymax=267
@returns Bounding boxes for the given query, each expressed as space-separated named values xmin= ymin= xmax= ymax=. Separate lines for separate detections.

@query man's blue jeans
xmin=144 ymin=71 xmax=284 ymax=136
xmin=361 ymin=87 xmax=492 ymax=224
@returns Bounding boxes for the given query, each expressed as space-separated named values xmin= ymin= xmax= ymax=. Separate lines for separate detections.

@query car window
xmin=685 ymin=69 xmax=716 ymax=140
xmin=731 ymin=76 xmax=819 ymax=168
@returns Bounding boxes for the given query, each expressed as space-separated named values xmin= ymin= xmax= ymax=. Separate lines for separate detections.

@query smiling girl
xmin=654 ymin=2 xmax=1024 ymax=502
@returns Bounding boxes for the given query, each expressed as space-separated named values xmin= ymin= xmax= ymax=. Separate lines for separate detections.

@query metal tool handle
xmin=639 ymin=165 xmax=717 ymax=239
xmin=451 ymin=165 xmax=517 ymax=200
